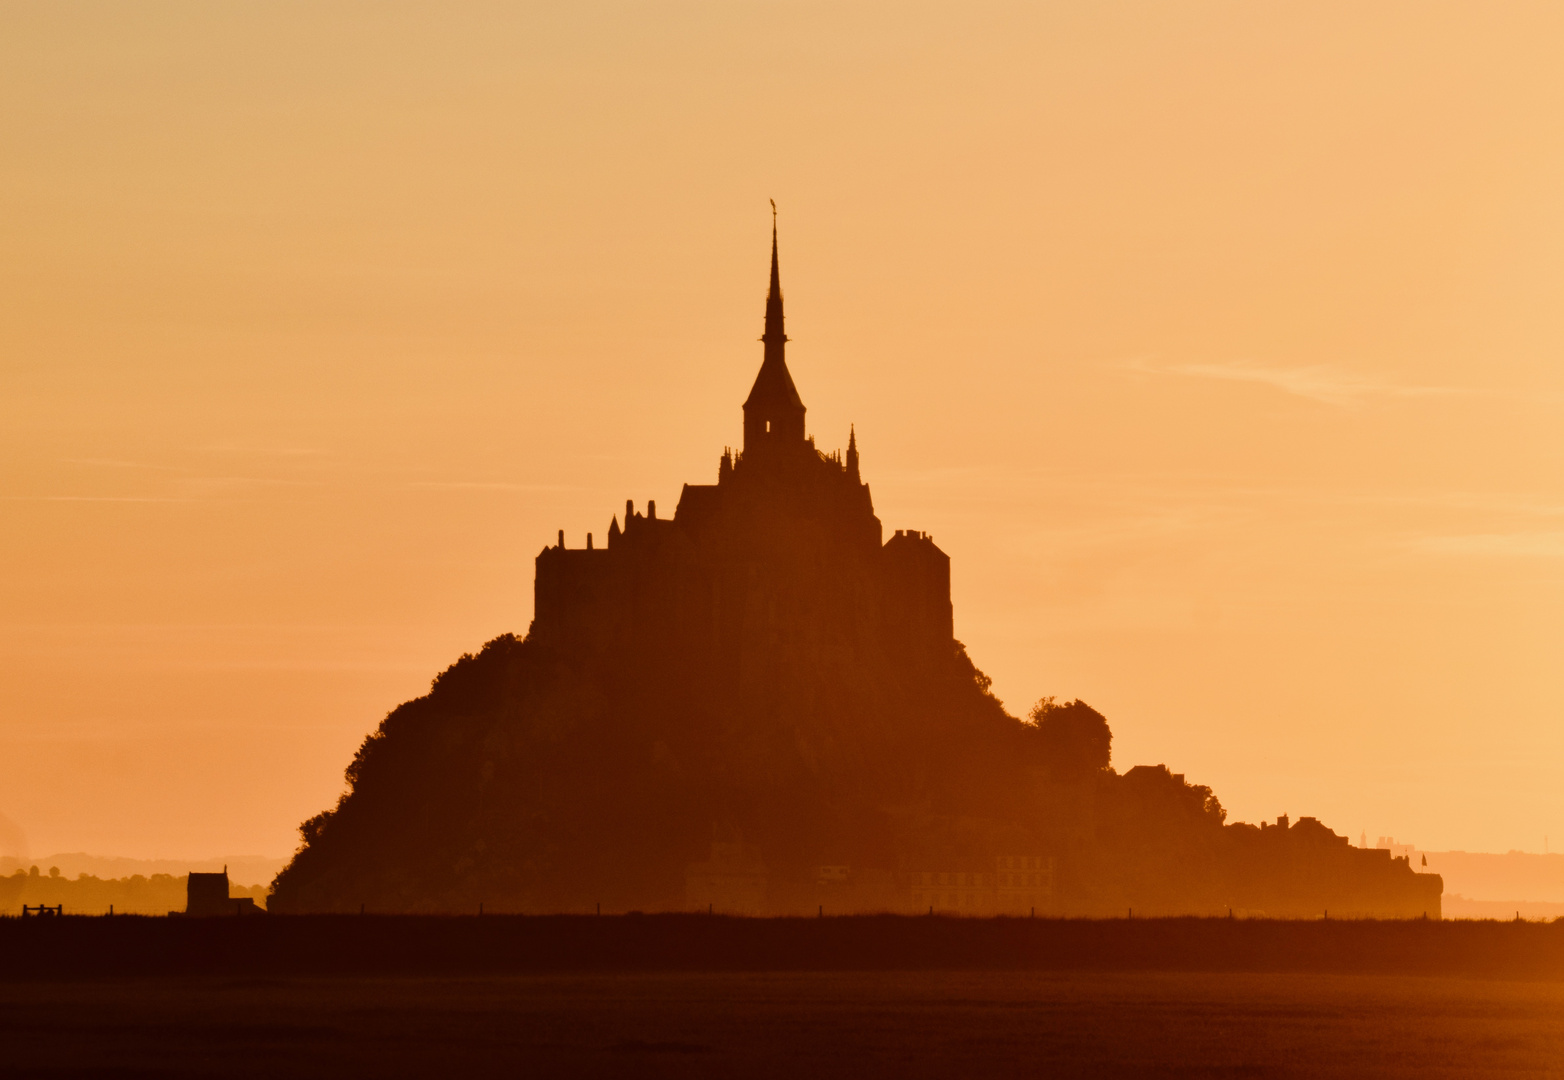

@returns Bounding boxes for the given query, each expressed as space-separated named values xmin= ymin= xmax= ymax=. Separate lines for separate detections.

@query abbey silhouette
xmin=534 ymin=221 xmax=952 ymax=703
xmin=270 ymin=223 xmax=1441 ymax=920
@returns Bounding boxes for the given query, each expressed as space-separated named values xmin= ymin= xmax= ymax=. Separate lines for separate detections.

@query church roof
xmin=744 ymin=354 xmax=804 ymax=412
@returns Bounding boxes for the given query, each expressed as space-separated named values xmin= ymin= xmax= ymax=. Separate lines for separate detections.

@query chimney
xmin=587 ymin=533 xmax=593 ymax=550
xmin=557 ymin=530 xmax=565 ymax=549
xmin=649 ymin=500 xmax=657 ymax=519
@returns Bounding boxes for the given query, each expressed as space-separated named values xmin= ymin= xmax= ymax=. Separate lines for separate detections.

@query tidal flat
xmin=3 ymin=970 xmax=1562 ymax=1078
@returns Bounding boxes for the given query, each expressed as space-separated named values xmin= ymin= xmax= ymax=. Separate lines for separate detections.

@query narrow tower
xmin=743 ymin=205 xmax=807 ymax=456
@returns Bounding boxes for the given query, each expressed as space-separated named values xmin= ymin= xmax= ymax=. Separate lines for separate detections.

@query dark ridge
xmin=2 ymin=915 xmax=1560 ymax=981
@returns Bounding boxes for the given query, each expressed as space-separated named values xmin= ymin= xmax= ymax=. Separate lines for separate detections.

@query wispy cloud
xmin=175 ymin=476 xmax=322 ymax=492
xmin=198 ymin=445 xmax=327 ymax=458
xmin=2 ymin=494 xmax=191 ymax=503
xmin=407 ymin=481 xmax=581 ymax=492
xmin=1121 ymin=357 xmax=1463 ymax=407
xmin=62 ymin=458 xmax=182 ymax=472
xmin=48 ymin=456 xmax=326 ymax=500
xmin=1413 ymin=532 xmax=1564 ymax=559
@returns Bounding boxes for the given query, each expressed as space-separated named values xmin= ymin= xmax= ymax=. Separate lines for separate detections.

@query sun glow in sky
xmin=2 ymin=1 xmax=1561 ymax=861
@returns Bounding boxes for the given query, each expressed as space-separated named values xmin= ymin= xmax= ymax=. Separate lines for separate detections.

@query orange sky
xmin=2 ymin=1 xmax=1561 ymax=862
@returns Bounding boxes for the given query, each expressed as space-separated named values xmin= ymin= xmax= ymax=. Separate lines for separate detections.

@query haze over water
xmin=1 ymin=2 xmax=1560 ymax=861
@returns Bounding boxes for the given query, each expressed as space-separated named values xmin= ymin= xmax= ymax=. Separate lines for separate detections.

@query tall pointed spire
xmin=846 ymin=424 xmax=860 ymax=482
xmin=762 ymin=199 xmax=786 ymax=348
xmin=744 ymin=201 xmax=806 ymax=455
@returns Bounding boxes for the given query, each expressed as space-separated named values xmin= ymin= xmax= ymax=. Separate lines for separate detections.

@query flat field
xmin=3 ymin=970 xmax=1564 ymax=1079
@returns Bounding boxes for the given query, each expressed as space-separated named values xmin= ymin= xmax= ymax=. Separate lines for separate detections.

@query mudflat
xmin=2 ymin=970 xmax=1562 ymax=1079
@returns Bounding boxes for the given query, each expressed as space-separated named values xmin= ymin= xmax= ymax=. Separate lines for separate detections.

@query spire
xmin=846 ymin=425 xmax=860 ymax=482
xmin=762 ymin=199 xmax=786 ymax=348
xmin=743 ymin=202 xmax=806 ymax=454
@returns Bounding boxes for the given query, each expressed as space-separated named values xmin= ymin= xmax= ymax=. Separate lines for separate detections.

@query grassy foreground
xmin=2 ymin=912 xmax=1561 ymax=979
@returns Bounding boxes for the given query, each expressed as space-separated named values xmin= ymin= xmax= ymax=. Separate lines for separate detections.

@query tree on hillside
xmin=1028 ymin=697 xmax=1112 ymax=781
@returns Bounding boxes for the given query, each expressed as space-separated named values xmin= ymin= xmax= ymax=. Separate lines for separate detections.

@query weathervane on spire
xmin=770 ymin=198 xmax=777 ymax=226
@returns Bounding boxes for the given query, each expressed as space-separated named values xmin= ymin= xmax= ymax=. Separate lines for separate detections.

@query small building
xmin=815 ymin=865 xmax=850 ymax=886
xmin=184 ymin=867 xmax=261 ymax=917
xmin=907 ymin=868 xmax=994 ymax=913
xmin=907 ymin=856 xmax=1054 ymax=915
xmin=1376 ymin=836 xmax=1418 ymax=861
xmin=994 ymin=855 xmax=1053 ymax=914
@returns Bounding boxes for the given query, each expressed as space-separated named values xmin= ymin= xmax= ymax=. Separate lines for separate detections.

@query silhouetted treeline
xmin=0 ymin=853 xmax=282 ymax=885
xmin=270 ymin=633 xmax=1436 ymax=918
xmin=274 ymin=632 xmax=1028 ymax=913
xmin=0 ymin=866 xmax=268 ymax=916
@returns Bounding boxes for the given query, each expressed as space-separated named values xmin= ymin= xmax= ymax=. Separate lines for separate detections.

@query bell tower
xmin=742 ymin=205 xmax=807 ymax=456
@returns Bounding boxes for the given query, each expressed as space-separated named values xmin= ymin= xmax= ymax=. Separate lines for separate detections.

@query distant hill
xmin=0 ymin=866 xmax=269 ymax=916
xmin=1442 ymin=895 xmax=1564 ymax=920
xmin=1417 ymin=851 xmax=1564 ymax=904
xmin=0 ymin=854 xmax=284 ymax=889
